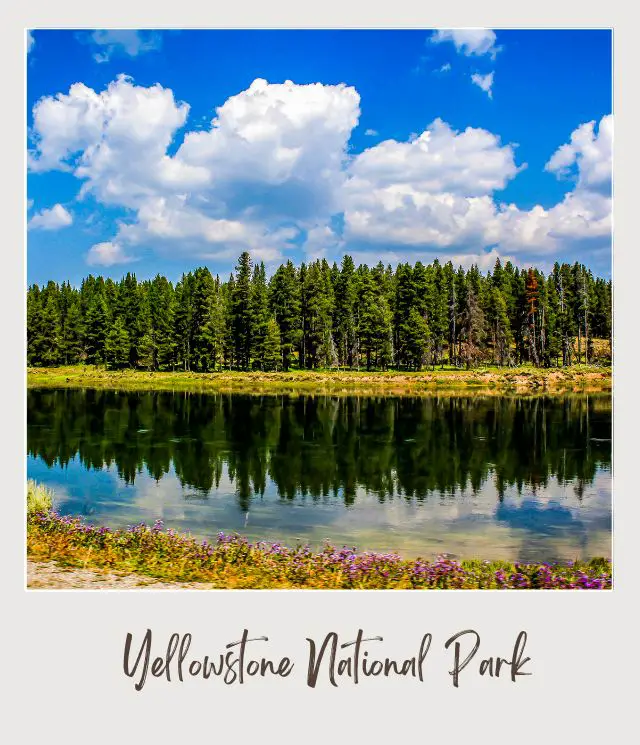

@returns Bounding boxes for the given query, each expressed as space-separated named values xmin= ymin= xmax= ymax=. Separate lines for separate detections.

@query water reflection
xmin=27 ymin=389 xmax=612 ymax=561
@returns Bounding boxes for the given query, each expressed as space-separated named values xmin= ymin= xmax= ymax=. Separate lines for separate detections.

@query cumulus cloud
xmin=342 ymin=114 xmax=611 ymax=262
xmin=28 ymin=74 xmax=611 ymax=269
xmin=349 ymin=118 xmax=518 ymax=196
xmin=82 ymin=30 xmax=162 ymax=63
xmin=28 ymin=203 xmax=73 ymax=230
xmin=176 ymin=78 xmax=360 ymax=221
xmin=430 ymin=29 xmax=500 ymax=59
xmin=471 ymin=71 xmax=494 ymax=99
xmin=364 ymin=128 xmax=378 ymax=136
xmin=29 ymin=76 xmax=359 ymax=265
xmin=545 ymin=114 xmax=612 ymax=193
xmin=86 ymin=241 xmax=136 ymax=266
xmin=494 ymin=189 xmax=611 ymax=253
xmin=493 ymin=116 xmax=612 ymax=253
xmin=343 ymin=118 xmax=521 ymax=248
xmin=27 ymin=31 xmax=35 ymax=54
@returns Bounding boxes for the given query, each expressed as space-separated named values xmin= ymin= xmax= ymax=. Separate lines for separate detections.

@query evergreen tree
xmin=250 ymin=262 xmax=270 ymax=369
xmin=39 ymin=282 xmax=62 ymax=366
xmin=460 ymin=282 xmax=485 ymax=369
xmin=269 ymin=260 xmax=301 ymax=371
xmin=174 ymin=273 xmax=194 ymax=371
xmin=104 ymin=316 xmax=130 ymax=369
xmin=487 ymin=286 xmax=513 ymax=366
xmin=27 ymin=285 xmax=44 ymax=366
xmin=84 ymin=288 xmax=109 ymax=364
xmin=191 ymin=267 xmax=216 ymax=371
xmin=263 ymin=316 xmax=282 ymax=371
xmin=26 ymin=253 xmax=612 ymax=372
xmin=231 ymin=252 xmax=253 ymax=370
xmin=149 ymin=275 xmax=176 ymax=370
xmin=61 ymin=297 xmax=84 ymax=365
xmin=206 ymin=275 xmax=227 ymax=371
xmin=334 ymin=255 xmax=358 ymax=368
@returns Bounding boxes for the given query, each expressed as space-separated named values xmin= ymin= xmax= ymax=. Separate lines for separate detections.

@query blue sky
xmin=27 ymin=29 xmax=612 ymax=286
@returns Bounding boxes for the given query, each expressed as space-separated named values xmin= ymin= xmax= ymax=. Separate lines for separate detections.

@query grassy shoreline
xmin=27 ymin=508 xmax=612 ymax=590
xmin=28 ymin=365 xmax=612 ymax=397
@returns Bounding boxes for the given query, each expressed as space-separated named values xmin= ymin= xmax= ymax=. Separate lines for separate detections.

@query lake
xmin=27 ymin=388 xmax=612 ymax=563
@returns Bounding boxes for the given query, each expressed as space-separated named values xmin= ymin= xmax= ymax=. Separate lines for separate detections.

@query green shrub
xmin=27 ymin=480 xmax=54 ymax=517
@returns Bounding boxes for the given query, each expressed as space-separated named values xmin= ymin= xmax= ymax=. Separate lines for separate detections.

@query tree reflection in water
xmin=28 ymin=389 xmax=611 ymax=511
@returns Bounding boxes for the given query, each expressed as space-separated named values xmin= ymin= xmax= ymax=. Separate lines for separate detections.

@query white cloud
xmin=348 ymin=118 xmax=520 ymax=198
xmin=494 ymin=190 xmax=611 ymax=253
xmin=29 ymin=76 xmax=359 ymax=265
xmin=492 ymin=117 xmax=613 ymax=253
xmin=27 ymin=31 xmax=35 ymax=54
xmin=490 ymin=118 xmax=612 ymax=254
xmin=343 ymin=119 xmax=520 ymax=250
xmin=471 ymin=71 xmax=494 ymax=99
xmin=176 ymin=78 xmax=360 ymax=220
xmin=303 ymin=223 xmax=345 ymax=262
xmin=83 ymin=30 xmax=162 ymax=63
xmin=28 ymin=203 xmax=73 ymax=230
xmin=364 ymin=128 xmax=378 ymax=136
xmin=437 ymin=63 xmax=452 ymax=73
xmin=342 ymin=115 xmax=611 ymax=260
xmin=28 ymin=74 xmax=611 ymax=268
xmin=545 ymin=114 xmax=612 ymax=192
xmin=86 ymin=241 xmax=136 ymax=266
xmin=28 ymin=75 xmax=191 ymax=187
xmin=431 ymin=29 xmax=500 ymax=59
xmin=27 ymin=199 xmax=34 ymax=211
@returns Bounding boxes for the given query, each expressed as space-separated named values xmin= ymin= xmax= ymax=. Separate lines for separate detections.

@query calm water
xmin=27 ymin=388 xmax=612 ymax=562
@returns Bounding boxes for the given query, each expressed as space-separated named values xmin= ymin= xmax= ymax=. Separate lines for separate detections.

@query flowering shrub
xmin=27 ymin=510 xmax=612 ymax=590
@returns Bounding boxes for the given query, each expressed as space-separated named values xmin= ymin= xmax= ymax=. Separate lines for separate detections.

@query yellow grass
xmin=28 ymin=364 xmax=611 ymax=397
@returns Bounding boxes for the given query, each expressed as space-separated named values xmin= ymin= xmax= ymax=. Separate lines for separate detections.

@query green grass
xmin=26 ymin=480 xmax=54 ymax=518
xmin=27 ymin=364 xmax=612 ymax=397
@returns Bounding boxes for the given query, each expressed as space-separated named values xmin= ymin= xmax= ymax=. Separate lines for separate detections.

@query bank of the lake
xmin=27 ymin=509 xmax=611 ymax=590
xmin=27 ymin=365 xmax=611 ymax=397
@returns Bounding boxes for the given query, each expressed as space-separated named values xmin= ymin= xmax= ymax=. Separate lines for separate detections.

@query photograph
xmin=25 ymin=28 xmax=612 ymax=591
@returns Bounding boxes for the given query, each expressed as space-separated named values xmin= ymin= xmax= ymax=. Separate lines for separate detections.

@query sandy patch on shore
xmin=27 ymin=559 xmax=215 ymax=590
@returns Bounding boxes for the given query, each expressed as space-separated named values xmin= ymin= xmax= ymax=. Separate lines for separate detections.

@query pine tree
xmin=205 ymin=275 xmax=227 ymax=371
xmin=191 ymin=267 xmax=216 ymax=372
xmin=334 ymin=255 xmax=358 ymax=368
xmin=487 ymin=286 xmax=512 ymax=366
xmin=250 ymin=262 xmax=270 ymax=370
xmin=116 ymin=273 xmax=141 ymax=367
xmin=301 ymin=261 xmax=335 ymax=369
xmin=149 ymin=275 xmax=176 ymax=370
xmin=27 ymin=285 xmax=44 ymax=366
xmin=61 ymin=297 xmax=84 ymax=365
xmin=544 ymin=275 xmax=561 ymax=367
xmin=269 ymin=260 xmax=301 ymax=371
xmin=406 ymin=307 xmax=430 ymax=370
xmin=443 ymin=262 xmax=457 ymax=366
xmin=174 ymin=273 xmax=194 ymax=371
xmin=263 ymin=316 xmax=282 ymax=371
xmin=460 ymin=282 xmax=485 ymax=369
xmin=371 ymin=262 xmax=394 ymax=369
xmin=104 ymin=316 xmax=130 ymax=369
xmin=27 ymin=253 xmax=612 ymax=373
xmin=39 ymin=282 xmax=62 ymax=366
xmin=231 ymin=252 xmax=253 ymax=370
xmin=393 ymin=263 xmax=415 ymax=369
xmin=84 ymin=288 xmax=109 ymax=365
xmin=525 ymin=268 xmax=540 ymax=366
